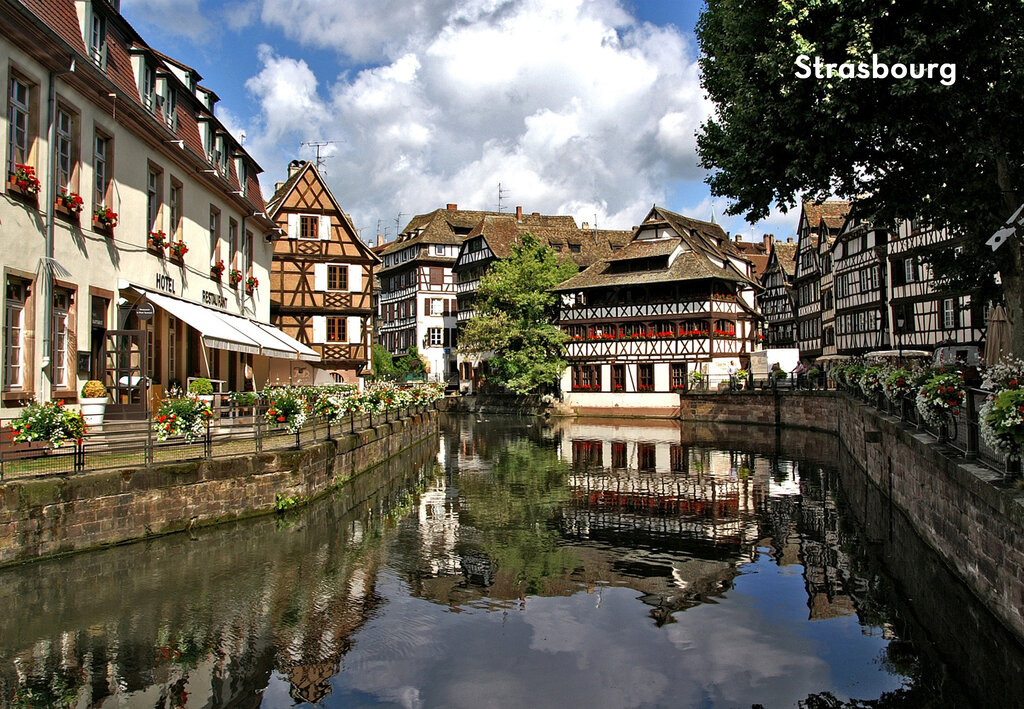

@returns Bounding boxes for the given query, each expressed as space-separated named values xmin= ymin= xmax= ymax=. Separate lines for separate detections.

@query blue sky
xmin=120 ymin=0 xmax=797 ymax=243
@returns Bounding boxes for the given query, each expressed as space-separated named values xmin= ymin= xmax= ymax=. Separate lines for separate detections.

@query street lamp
xmin=895 ymin=311 xmax=906 ymax=362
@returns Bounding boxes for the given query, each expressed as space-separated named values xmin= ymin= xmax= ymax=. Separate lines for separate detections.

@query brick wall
xmin=0 ymin=412 xmax=438 ymax=566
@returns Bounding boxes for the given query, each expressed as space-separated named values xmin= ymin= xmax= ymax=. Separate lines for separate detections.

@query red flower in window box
xmin=10 ymin=164 xmax=40 ymax=195
xmin=94 ymin=206 xmax=118 ymax=229
xmin=169 ymin=240 xmax=188 ymax=260
xmin=229 ymin=269 xmax=243 ymax=287
xmin=245 ymin=275 xmax=259 ymax=293
xmin=613 ymin=384 xmax=624 ymax=391
xmin=57 ymin=189 xmax=84 ymax=214
xmin=148 ymin=230 xmax=167 ymax=252
xmin=211 ymin=260 xmax=225 ymax=279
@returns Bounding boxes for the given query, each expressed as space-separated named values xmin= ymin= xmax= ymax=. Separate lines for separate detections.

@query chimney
xmin=581 ymin=221 xmax=589 ymax=230
xmin=763 ymin=234 xmax=774 ymax=249
xmin=787 ymin=237 xmax=794 ymax=243
xmin=446 ymin=203 xmax=458 ymax=211
xmin=532 ymin=212 xmax=540 ymax=216
xmin=274 ymin=182 xmax=283 ymax=192
xmin=734 ymin=234 xmax=742 ymax=242
xmin=287 ymin=159 xmax=303 ymax=177
xmin=377 ymin=233 xmax=384 ymax=247
xmin=516 ymin=205 xmax=523 ymax=220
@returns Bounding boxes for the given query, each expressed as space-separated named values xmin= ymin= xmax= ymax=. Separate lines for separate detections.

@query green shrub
xmin=80 ymin=380 xmax=107 ymax=398
xmin=188 ymin=378 xmax=214 ymax=395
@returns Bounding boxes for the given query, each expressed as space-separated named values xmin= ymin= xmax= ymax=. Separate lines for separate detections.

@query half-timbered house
xmin=552 ymin=206 xmax=760 ymax=416
xmin=451 ymin=208 xmax=630 ymax=392
xmin=267 ymin=161 xmax=378 ymax=386
xmin=887 ymin=221 xmax=985 ymax=355
xmin=832 ymin=213 xmax=890 ymax=355
xmin=758 ymin=239 xmax=798 ymax=347
xmin=818 ymin=232 xmax=838 ymax=359
xmin=792 ymin=201 xmax=850 ymax=363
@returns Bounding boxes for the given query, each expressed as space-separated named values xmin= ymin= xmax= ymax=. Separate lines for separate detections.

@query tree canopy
xmin=459 ymin=233 xmax=579 ymax=394
xmin=696 ymin=0 xmax=1024 ymax=349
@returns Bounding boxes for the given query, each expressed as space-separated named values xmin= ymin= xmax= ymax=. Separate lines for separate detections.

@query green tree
xmin=460 ymin=233 xmax=579 ymax=394
xmin=372 ymin=343 xmax=427 ymax=381
xmin=696 ymin=0 xmax=1024 ymax=350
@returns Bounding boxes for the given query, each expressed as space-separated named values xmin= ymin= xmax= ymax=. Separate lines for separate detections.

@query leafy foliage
xmin=372 ymin=343 xmax=427 ymax=381
xmin=154 ymin=395 xmax=213 ymax=443
xmin=11 ymin=400 xmax=86 ymax=447
xmin=460 ymin=233 xmax=578 ymax=394
xmin=697 ymin=0 xmax=1024 ymax=347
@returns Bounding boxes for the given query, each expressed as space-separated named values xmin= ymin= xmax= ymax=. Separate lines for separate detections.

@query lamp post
xmin=895 ymin=311 xmax=905 ymax=362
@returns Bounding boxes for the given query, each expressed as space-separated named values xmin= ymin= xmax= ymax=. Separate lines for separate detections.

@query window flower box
xmin=9 ymin=164 xmax=41 ymax=198
xmin=245 ymin=275 xmax=259 ymax=293
xmin=93 ymin=206 xmax=118 ymax=233
xmin=211 ymin=260 xmax=225 ymax=280
xmin=148 ymin=230 xmax=167 ymax=253
xmin=55 ymin=190 xmax=84 ymax=220
xmin=168 ymin=240 xmax=188 ymax=261
xmin=229 ymin=269 xmax=243 ymax=287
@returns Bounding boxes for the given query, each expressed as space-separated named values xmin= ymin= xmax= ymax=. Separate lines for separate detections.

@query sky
xmin=119 ymin=0 xmax=799 ymax=245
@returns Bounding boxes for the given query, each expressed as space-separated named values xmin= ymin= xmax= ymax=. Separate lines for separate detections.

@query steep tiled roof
xmin=606 ymin=238 xmax=679 ymax=261
xmin=552 ymin=249 xmax=745 ymax=292
xmin=773 ymin=243 xmax=799 ymax=277
xmin=803 ymin=200 xmax=852 ymax=232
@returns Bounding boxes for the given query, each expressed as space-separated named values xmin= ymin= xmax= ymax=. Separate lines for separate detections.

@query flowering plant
xmin=11 ymin=164 xmax=40 ymax=194
xmin=245 ymin=276 xmax=259 ymax=292
xmin=169 ymin=241 xmax=188 ymax=260
xmin=690 ymin=371 xmax=705 ymax=382
xmin=211 ymin=260 xmax=225 ymax=279
xmin=229 ymin=269 xmax=243 ymax=287
xmin=915 ymin=372 xmax=965 ymax=427
xmin=57 ymin=190 xmax=84 ymax=214
xmin=265 ymin=391 xmax=307 ymax=433
xmin=859 ymin=364 xmax=887 ymax=398
xmin=148 ymin=230 xmax=167 ymax=251
xmin=10 ymin=399 xmax=86 ymax=447
xmin=883 ymin=367 xmax=915 ymax=402
xmin=980 ymin=389 xmax=1024 ymax=459
xmin=981 ymin=356 xmax=1024 ymax=392
xmin=736 ymin=369 xmax=749 ymax=380
xmin=94 ymin=206 xmax=118 ymax=228
xmin=154 ymin=395 xmax=213 ymax=443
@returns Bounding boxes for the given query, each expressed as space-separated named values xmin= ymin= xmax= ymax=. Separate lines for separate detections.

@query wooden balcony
xmin=559 ymin=298 xmax=741 ymax=323
xmin=566 ymin=335 xmax=746 ymax=361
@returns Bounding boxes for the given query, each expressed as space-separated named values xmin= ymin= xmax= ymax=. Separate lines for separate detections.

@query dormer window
xmin=162 ymin=87 xmax=177 ymax=131
xmin=141 ymin=64 xmax=155 ymax=112
xmin=89 ymin=13 xmax=106 ymax=67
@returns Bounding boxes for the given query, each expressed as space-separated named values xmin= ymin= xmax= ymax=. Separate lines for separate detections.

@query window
xmin=943 ymin=298 xmax=958 ymax=329
xmin=55 ymin=107 xmax=74 ymax=191
xmin=93 ymin=132 xmax=110 ymax=208
xmin=428 ymin=327 xmax=443 ymax=346
xmin=209 ymin=208 xmax=220 ymax=264
xmin=429 ymin=267 xmax=443 ymax=286
xmin=670 ymin=445 xmax=687 ymax=473
xmin=612 ymin=364 xmax=625 ymax=391
xmin=327 ymin=317 xmax=347 ymax=342
xmin=299 ymin=215 xmax=319 ymax=239
xmin=52 ymin=290 xmax=70 ymax=389
xmin=245 ymin=231 xmax=254 ymax=276
xmin=142 ymin=64 xmax=156 ymax=111
xmin=569 ymin=243 xmax=581 ymax=253
xmin=670 ymin=363 xmax=687 ymax=390
xmin=572 ymin=364 xmax=599 ymax=391
xmin=904 ymin=258 xmax=919 ymax=284
xmin=638 ymin=364 xmax=654 ymax=391
xmin=4 ymin=279 xmax=28 ymax=389
xmin=89 ymin=12 xmax=106 ymax=66
xmin=167 ymin=316 xmax=177 ymax=380
xmin=430 ymin=298 xmax=443 ymax=316
xmin=147 ymin=166 xmax=162 ymax=232
xmin=434 ymin=244 xmax=444 ymax=256
xmin=611 ymin=442 xmax=627 ymax=468
xmin=162 ymin=87 xmax=177 ymax=131
xmin=147 ymin=328 xmax=154 ymax=379
xmin=169 ymin=180 xmax=182 ymax=238
xmin=637 ymin=443 xmax=656 ymax=471
xmin=229 ymin=219 xmax=239 ymax=269
xmin=572 ymin=440 xmax=602 ymax=467
xmin=327 ymin=264 xmax=348 ymax=291
xmin=7 ymin=75 xmax=31 ymax=173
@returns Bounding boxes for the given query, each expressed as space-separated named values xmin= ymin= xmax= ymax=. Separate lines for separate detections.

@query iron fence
xmin=0 ymin=401 xmax=439 ymax=482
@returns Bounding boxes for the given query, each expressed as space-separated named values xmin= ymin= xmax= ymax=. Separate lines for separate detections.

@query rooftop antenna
xmin=497 ymin=182 xmax=510 ymax=213
xmin=394 ymin=211 xmax=405 ymax=236
xmin=300 ymin=140 xmax=336 ymax=173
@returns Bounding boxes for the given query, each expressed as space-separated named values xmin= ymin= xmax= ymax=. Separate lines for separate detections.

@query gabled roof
xmin=802 ymin=200 xmax=852 ymax=232
xmin=606 ymin=238 xmax=679 ymax=261
xmin=773 ymin=242 xmax=799 ymax=277
xmin=552 ymin=249 xmax=746 ymax=292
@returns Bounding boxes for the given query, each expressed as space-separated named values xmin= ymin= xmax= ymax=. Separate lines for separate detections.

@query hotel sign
xmin=155 ymin=273 xmax=176 ymax=295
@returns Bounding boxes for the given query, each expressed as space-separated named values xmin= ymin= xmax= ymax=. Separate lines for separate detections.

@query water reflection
xmin=0 ymin=416 xmax=1021 ymax=708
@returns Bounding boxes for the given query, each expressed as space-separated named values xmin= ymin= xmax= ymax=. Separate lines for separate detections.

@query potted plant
xmin=229 ymin=268 xmax=243 ymax=287
xmin=211 ymin=260 xmax=225 ymax=280
xmin=265 ymin=390 xmax=308 ymax=433
xmin=168 ymin=240 xmax=188 ymax=261
xmin=188 ymin=377 xmax=216 ymax=407
xmin=9 ymin=163 xmax=40 ymax=196
xmin=148 ymin=230 xmax=167 ymax=252
xmin=689 ymin=370 xmax=706 ymax=391
xmin=154 ymin=394 xmax=214 ymax=443
xmin=94 ymin=206 xmax=118 ymax=231
xmin=56 ymin=189 xmax=84 ymax=217
xmin=916 ymin=371 xmax=965 ymax=428
xmin=79 ymin=380 xmax=109 ymax=427
xmin=245 ymin=275 xmax=259 ymax=293
xmin=10 ymin=399 xmax=87 ymax=448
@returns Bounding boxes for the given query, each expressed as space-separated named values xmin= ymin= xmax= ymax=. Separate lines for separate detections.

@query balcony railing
xmin=559 ymin=298 xmax=741 ymax=322
xmin=566 ymin=335 xmax=745 ymax=360
xmin=379 ymin=285 xmax=417 ymax=303
xmin=379 ymin=316 xmax=417 ymax=331
xmin=456 ymin=279 xmax=480 ymax=294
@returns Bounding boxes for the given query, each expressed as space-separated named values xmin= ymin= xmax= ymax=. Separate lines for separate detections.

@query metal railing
xmin=0 ymin=401 xmax=439 ymax=482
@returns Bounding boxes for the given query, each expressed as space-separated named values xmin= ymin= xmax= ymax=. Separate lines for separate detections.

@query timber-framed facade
xmin=758 ymin=240 xmax=798 ymax=347
xmin=267 ymin=161 xmax=378 ymax=386
xmin=792 ymin=201 xmax=850 ymax=363
xmin=832 ymin=214 xmax=889 ymax=355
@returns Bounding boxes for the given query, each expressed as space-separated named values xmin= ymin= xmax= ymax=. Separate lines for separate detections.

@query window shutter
xmin=313 ymin=263 xmax=327 ymax=291
xmin=348 ymin=264 xmax=362 ymax=292
xmin=347 ymin=316 xmax=361 ymax=344
xmin=287 ymin=213 xmax=299 ymax=239
xmin=319 ymin=215 xmax=331 ymax=241
xmin=311 ymin=315 xmax=326 ymax=343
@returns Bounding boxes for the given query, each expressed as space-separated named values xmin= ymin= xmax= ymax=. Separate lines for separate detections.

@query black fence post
xmin=256 ymin=409 xmax=263 ymax=454
xmin=965 ymin=390 xmax=979 ymax=460
xmin=350 ymin=411 xmax=356 ymax=434
xmin=204 ymin=418 xmax=212 ymax=458
xmin=146 ymin=413 xmax=154 ymax=466
xmin=74 ymin=438 xmax=84 ymax=473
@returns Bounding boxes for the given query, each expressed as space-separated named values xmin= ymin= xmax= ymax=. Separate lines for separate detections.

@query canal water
xmin=1 ymin=415 xmax=1022 ymax=708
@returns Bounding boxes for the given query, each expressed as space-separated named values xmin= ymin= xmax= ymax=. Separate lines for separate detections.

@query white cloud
xmin=120 ymin=0 xmax=210 ymax=41
xmin=238 ymin=0 xmax=716 ymax=238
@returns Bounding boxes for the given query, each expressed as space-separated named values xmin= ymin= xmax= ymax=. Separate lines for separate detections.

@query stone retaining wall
xmin=681 ymin=390 xmax=1024 ymax=642
xmin=0 ymin=411 xmax=438 ymax=566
